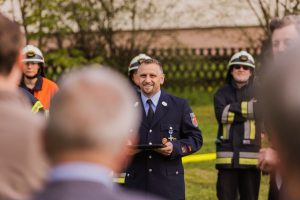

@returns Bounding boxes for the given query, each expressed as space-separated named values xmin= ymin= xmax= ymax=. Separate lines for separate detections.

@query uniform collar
xmin=20 ymin=76 xmax=43 ymax=91
xmin=141 ymin=90 xmax=161 ymax=108
xmin=49 ymin=162 xmax=114 ymax=189
xmin=33 ymin=76 xmax=43 ymax=90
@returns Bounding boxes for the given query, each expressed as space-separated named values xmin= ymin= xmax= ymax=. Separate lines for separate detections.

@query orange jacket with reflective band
xmin=33 ymin=77 xmax=58 ymax=110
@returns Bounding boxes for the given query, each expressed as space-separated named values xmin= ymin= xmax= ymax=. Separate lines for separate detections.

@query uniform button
xmin=149 ymin=142 xmax=152 ymax=145
xmin=149 ymin=168 xmax=152 ymax=172
xmin=149 ymin=155 xmax=152 ymax=159
xmin=149 ymin=129 xmax=152 ymax=133
xmin=127 ymin=173 xmax=130 ymax=177
xmin=176 ymin=171 xmax=179 ymax=175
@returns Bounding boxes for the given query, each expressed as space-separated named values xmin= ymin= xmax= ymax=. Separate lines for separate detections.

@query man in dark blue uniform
xmin=124 ymin=59 xmax=203 ymax=200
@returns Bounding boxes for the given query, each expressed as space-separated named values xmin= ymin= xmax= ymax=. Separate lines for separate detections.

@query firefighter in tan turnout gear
xmin=214 ymin=51 xmax=261 ymax=200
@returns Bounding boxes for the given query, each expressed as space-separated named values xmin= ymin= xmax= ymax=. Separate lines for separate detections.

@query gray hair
xmin=45 ymin=65 xmax=140 ymax=159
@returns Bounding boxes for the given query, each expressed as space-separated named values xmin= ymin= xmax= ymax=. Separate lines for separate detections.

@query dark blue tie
xmin=147 ymin=99 xmax=154 ymax=123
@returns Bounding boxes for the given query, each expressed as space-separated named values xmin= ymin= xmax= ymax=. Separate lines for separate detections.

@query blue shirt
xmin=141 ymin=90 xmax=161 ymax=114
xmin=48 ymin=162 xmax=114 ymax=190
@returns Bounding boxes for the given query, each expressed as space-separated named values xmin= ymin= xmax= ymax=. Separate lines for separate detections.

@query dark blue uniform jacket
xmin=124 ymin=89 xmax=203 ymax=200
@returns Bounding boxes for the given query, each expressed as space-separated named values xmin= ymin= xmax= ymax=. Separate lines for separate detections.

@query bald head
xmin=45 ymin=66 xmax=140 ymax=163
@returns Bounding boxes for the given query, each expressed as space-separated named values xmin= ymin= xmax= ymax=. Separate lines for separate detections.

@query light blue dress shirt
xmin=141 ymin=90 xmax=161 ymax=115
xmin=48 ymin=162 xmax=114 ymax=190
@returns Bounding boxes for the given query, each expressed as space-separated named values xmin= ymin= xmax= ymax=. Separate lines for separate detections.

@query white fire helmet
xmin=228 ymin=50 xmax=255 ymax=69
xmin=22 ymin=45 xmax=45 ymax=64
xmin=128 ymin=53 xmax=152 ymax=73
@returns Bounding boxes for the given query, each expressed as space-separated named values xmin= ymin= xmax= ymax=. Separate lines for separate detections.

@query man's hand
xmin=127 ymin=138 xmax=141 ymax=156
xmin=128 ymin=148 xmax=141 ymax=156
xmin=258 ymin=147 xmax=279 ymax=173
xmin=155 ymin=142 xmax=173 ymax=156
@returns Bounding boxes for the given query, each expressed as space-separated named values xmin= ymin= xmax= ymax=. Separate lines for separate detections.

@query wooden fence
xmin=44 ymin=47 xmax=261 ymax=92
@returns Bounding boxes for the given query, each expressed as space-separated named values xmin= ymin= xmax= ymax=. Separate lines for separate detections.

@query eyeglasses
xmin=233 ymin=65 xmax=250 ymax=70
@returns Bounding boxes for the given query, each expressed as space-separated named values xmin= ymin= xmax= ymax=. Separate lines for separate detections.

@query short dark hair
xmin=139 ymin=58 xmax=164 ymax=73
xmin=0 ymin=14 xmax=23 ymax=75
xmin=270 ymin=15 xmax=300 ymax=35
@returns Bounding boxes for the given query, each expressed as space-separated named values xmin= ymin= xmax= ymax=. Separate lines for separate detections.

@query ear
xmin=15 ymin=50 xmax=24 ymax=71
xmin=160 ymin=74 xmax=165 ymax=85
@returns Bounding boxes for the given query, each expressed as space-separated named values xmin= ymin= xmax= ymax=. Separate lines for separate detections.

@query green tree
xmin=3 ymin=0 xmax=177 ymax=75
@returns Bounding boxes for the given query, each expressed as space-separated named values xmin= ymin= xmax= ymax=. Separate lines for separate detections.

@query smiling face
xmin=231 ymin=65 xmax=252 ymax=84
xmin=138 ymin=63 xmax=164 ymax=98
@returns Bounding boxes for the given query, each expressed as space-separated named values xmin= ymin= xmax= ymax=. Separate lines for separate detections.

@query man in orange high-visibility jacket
xmin=19 ymin=45 xmax=58 ymax=111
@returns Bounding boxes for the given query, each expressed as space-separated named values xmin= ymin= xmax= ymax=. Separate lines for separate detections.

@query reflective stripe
xmin=250 ymin=120 xmax=256 ymax=139
xmin=228 ymin=112 xmax=234 ymax=123
xmin=113 ymin=177 xmax=125 ymax=184
xmin=244 ymin=120 xmax=250 ymax=139
xmin=221 ymin=105 xmax=230 ymax=123
xmin=216 ymin=152 xmax=233 ymax=164
xmin=221 ymin=105 xmax=235 ymax=124
xmin=241 ymin=101 xmax=248 ymax=118
xmin=216 ymin=158 xmax=232 ymax=164
xmin=239 ymin=158 xmax=258 ymax=165
xmin=248 ymin=101 xmax=254 ymax=119
xmin=222 ymin=124 xmax=231 ymax=139
xmin=31 ymin=101 xmax=43 ymax=113
xmin=242 ymin=101 xmax=254 ymax=119
xmin=217 ymin=152 xmax=233 ymax=158
xmin=239 ymin=152 xmax=258 ymax=158
xmin=244 ymin=120 xmax=256 ymax=140
xmin=239 ymin=152 xmax=258 ymax=165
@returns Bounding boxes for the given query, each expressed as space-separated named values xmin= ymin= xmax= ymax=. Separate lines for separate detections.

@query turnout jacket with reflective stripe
xmin=214 ymin=82 xmax=261 ymax=169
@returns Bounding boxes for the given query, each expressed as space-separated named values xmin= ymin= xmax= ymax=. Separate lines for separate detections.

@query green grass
xmin=183 ymin=104 xmax=269 ymax=200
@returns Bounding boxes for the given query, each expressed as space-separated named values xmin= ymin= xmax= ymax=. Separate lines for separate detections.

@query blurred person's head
xmin=44 ymin=66 xmax=140 ymax=173
xmin=137 ymin=59 xmax=165 ymax=97
xmin=226 ymin=50 xmax=255 ymax=87
xmin=128 ymin=53 xmax=152 ymax=87
xmin=270 ymin=15 xmax=300 ymax=57
xmin=262 ymin=41 xmax=300 ymax=197
xmin=0 ymin=103 xmax=46 ymax=200
xmin=0 ymin=14 xmax=24 ymax=90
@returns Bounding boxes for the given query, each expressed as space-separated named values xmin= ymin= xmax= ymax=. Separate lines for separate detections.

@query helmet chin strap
xmin=25 ymin=73 xmax=38 ymax=80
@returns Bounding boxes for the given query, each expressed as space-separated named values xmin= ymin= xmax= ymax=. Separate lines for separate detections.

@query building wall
xmin=114 ymin=26 xmax=265 ymax=49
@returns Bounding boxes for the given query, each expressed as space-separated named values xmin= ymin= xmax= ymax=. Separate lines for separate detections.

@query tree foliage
xmin=246 ymin=0 xmax=300 ymax=38
xmin=4 ymin=0 xmax=176 ymax=72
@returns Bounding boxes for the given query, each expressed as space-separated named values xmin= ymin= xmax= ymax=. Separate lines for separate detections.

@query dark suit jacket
xmin=124 ymin=90 xmax=203 ymax=200
xmin=32 ymin=180 xmax=164 ymax=200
